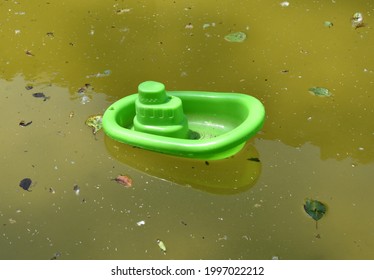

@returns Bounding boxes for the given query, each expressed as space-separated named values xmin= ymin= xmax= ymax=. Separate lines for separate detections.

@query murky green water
xmin=1 ymin=0 xmax=374 ymax=260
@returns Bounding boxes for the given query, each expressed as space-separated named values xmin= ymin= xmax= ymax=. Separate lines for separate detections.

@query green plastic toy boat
xmin=102 ymin=81 xmax=265 ymax=160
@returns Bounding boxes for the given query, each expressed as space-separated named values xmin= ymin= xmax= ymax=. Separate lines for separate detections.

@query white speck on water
xmin=116 ymin=8 xmax=132 ymax=14
xmin=136 ymin=220 xmax=145 ymax=226
xmin=73 ymin=185 xmax=80 ymax=195
xmin=280 ymin=1 xmax=290 ymax=7
xmin=203 ymin=22 xmax=215 ymax=29
xmin=185 ymin=23 xmax=193 ymax=29
xmin=119 ymin=27 xmax=130 ymax=33
xmin=218 ymin=234 xmax=228 ymax=241
xmin=80 ymin=95 xmax=90 ymax=104
xmin=242 ymin=235 xmax=252 ymax=241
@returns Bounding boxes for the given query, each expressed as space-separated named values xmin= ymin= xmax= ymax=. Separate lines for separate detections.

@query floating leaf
xmin=304 ymin=199 xmax=326 ymax=221
xmin=224 ymin=31 xmax=246 ymax=43
xmin=19 ymin=178 xmax=32 ymax=191
xmin=112 ymin=175 xmax=133 ymax=188
xmin=304 ymin=199 xmax=327 ymax=229
xmin=308 ymin=87 xmax=331 ymax=97
xmin=19 ymin=120 xmax=32 ymax=127
xmin=25 ymin=50 xmax=34 ymax=56
xmin=156 ymin=239 xmax=167 ymax=254
xmin=32 ymin=92 xmax=49 ymax=101
xmin=85 ymin=114 xmax=103 ymax=135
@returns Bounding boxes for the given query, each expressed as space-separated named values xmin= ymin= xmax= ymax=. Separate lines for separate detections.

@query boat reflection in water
xmin=105 ymin=136 xmax=261 ymax=195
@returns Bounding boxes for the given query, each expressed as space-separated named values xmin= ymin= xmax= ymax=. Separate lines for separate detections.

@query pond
xmin=1 ymin=0 xmax=374 ymax=260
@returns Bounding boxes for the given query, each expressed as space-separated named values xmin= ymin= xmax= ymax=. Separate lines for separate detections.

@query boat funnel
xmin=133 ymin=81 xmax=189 ymax=138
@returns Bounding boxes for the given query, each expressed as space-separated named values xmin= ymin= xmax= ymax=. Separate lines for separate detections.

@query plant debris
xmin=25 ymin=50 xmax=34 ymax=56
xmin=156 ymin=239 xmax=167 ymax=254
xmin=32 ymin=92 xmax=50 ymax=101
xmin=304 ymin=198 xmax=327 ymax=229
xmin=73 ymin=185 xmax=80 ymax=195
xmin=77 ymin=84 xmax=93 ymax=104
xmin=19 ymin=178 xmax=32 ymax=191
xmin=324 ymin=21 xmax=333 ymax=28
xmin=85 ymin=114 xmax=103 ymax=135
xmin=308 ymin=87 xmax=332 ymax=97
xmin=112 ymin=175 xmax=133 ymax=188
xmin=224 ymin=31 xmax=246 ymax=43
xmin=50 ymin=252 xmax=61 ymax=260
xmin=77 ymin=83 xmax=92 ymax=94
xmin=116 ymin=8 xmax=131 ymax=15
xmin=19 ymin=120 xmax=32 ymax=127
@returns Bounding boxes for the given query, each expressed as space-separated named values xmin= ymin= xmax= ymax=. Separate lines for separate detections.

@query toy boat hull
xmin=102 ymin=91 xmax=265 ymax=160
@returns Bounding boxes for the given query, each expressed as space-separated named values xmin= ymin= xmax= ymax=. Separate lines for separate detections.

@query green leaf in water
xmin=308 ymin=87 xmax=331 ymax=97
xmin=156 ymin=239 xmax=167 ymax=254
xmin=224 ymin=31 xmax=246 ymax=43
xmin=304 ymin=199 xmax=327 ymax=222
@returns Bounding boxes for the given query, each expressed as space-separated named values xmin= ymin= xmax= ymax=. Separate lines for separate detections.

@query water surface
xmin=1 ymin=0 xmax=374 ymax=259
